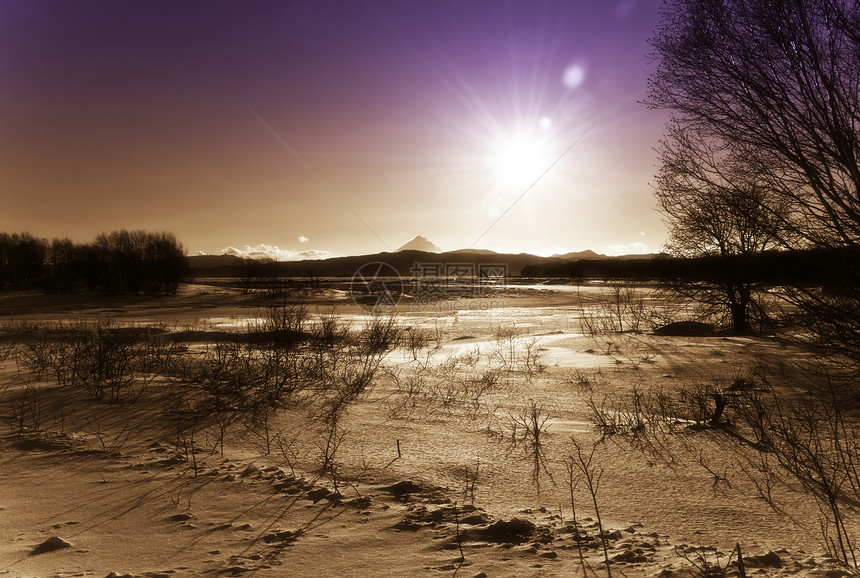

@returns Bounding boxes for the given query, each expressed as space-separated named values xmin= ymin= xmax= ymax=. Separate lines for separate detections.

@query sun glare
xmin=489 ymin=130 xmax=554 ymax=186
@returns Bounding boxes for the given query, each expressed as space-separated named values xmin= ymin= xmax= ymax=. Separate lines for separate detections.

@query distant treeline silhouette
xmin=521 ymin=248 xmax=860 ymax=287
xmin=0 ymin=230 xmax=188 ymax=295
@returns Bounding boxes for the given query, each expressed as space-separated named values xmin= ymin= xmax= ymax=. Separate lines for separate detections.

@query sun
xmin=488 ymin=129 xmax=555 ymax=187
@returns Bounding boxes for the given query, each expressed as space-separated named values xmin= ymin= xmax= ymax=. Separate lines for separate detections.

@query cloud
xmin=298 ymin=236 xmax=309 ymax=243
xmin=296 ymin=249 xmax=331 ymax=259
xmin=608 ymin=241 xmax=649 ymax=255
xmin=220 ymin=243 xmax=333 ymax=261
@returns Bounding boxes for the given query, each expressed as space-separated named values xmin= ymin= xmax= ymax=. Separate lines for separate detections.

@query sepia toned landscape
xmin=3 ymin=0 xmax=860 ymax=577
xmin=0 ymin=271 xmax=856 ymax=577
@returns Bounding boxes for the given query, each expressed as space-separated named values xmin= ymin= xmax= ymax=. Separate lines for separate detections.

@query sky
xmin=0 ymin=0 xmax=670 ymax=259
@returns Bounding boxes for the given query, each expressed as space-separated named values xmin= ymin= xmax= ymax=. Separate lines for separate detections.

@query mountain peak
xmin=395 ymin=235 xmax=442 ymax=253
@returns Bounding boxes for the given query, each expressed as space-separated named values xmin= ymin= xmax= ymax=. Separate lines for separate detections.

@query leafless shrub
xmin=83 ymin=412 xmax=130 ymax=454
xmin=602 ymin=280 xmax=650 ymax=333
xmin=14 ymin=330 xmax=53 ymax=380
xmin=165 ymin=387 xmax=204 ymax=476
xmin=0 ymin=332 xmax=12 ymax=362
xmin=509 ymin=401 xmax=554 ymax=492
xmin=430 ymin=317 xmax=445 ymax=343
xmin=591 ymin=378 xmax=729 ymax=438
xmin=463 ymin=370 xmax=499 ymax=417
xmin=489 ymin=326 xmax=520 ymax=370
xmin=458 ymin=345 xmax=482 ymax=367
xmin=13 ymin=319 xmax=178 ymax=403
xmin=391 ymin=364 xmax=429 ymax=398
xmin=674 ymin=544 xmax=738 ymax=578
xmin=578 ymin=306 xmax=611 ymax=337
xmin=274 ymin=429 xmax=302 ymax=477
xmin=569 ymin=436 xmax=612 ymax=576
xmin=691 ymin=448 xmax=734 ymax=496
xmin=210 ymin=407 xmax=238 ymax=457
xmin=85 ymin=322 xmax=142 ymax=401
xmin=430 ymin=379 xmax=461 ymax=414
xmin=569 ymin=368 xmax=598 ymax=391
xmin=602 ymin=364 xmax=860 ymax=568
xmin=384 ymin=353 xmax=500 ymax=421
xmin=242 ymin=399 xmax=281 ymax=455
xmin=182 ymin=341 xmax=255 ymax=407
xmin=562 ymin=454 xmax=592 ymax=575
xmin=310 ymin=309 xmax=350 ymax=349
xmin=356 ymin=313 xmax=401 ymax=354
xmin=584 ymin=393 xmax=628 ymax=437
xmin=317 ymin=420 xmax=347 ymax=489
xmin=8 ymin=383 xmax=42 ymax=434
xmin=653 ymin=380 xmax=730 ymax=429
xmin=249 ymin=303 xmax=308 ymax=346
xmin=437 ymin=351 xmax=464 ymax=377
xmin=12 ymin=321 xmax=84 ymax=389
xmin=382 ymin=365 xmax=428 ymax=420
xmin=171 ymin=340 xmax=269 ymax=458
xmin=461 ymin=460 xmax=480 ymax=506
xmin=404 ymin=326 xmax=432 ymax=360
xmin=732 ymin=374 xmax=860 ymax=567
xmin=519 ymin=337 xmax=547 ymax=377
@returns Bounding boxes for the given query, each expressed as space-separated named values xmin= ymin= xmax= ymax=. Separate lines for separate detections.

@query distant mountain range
xmin=186 ymin=245 xmax=860 ymax=284
xmin=188 ymin=239 xmax=658 ymax=277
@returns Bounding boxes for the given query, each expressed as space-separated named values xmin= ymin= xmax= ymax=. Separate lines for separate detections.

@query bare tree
xmin=654 ymin=122 xmax=791 ymax=332
xmin=644 ymin=3 xmax=860 ymax=566
xmin=648 ymin=0 xmax=860 ymax=350
xmin=648 ymin=0 xmax=860 ymax=248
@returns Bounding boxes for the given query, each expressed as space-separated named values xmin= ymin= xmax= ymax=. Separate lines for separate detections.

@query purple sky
xmin=1 ymin=0 xmax=669 ymax=259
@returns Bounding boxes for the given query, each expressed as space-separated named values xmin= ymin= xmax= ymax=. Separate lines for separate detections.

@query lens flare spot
xmin=563 ymin=64 xmax=586 ymax=89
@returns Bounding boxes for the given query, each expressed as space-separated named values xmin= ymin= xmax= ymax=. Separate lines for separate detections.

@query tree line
xmin=0 ymin=230 xmax=188 ymax=295
xmin=522 ymin=247 xmax=860 ymax=286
